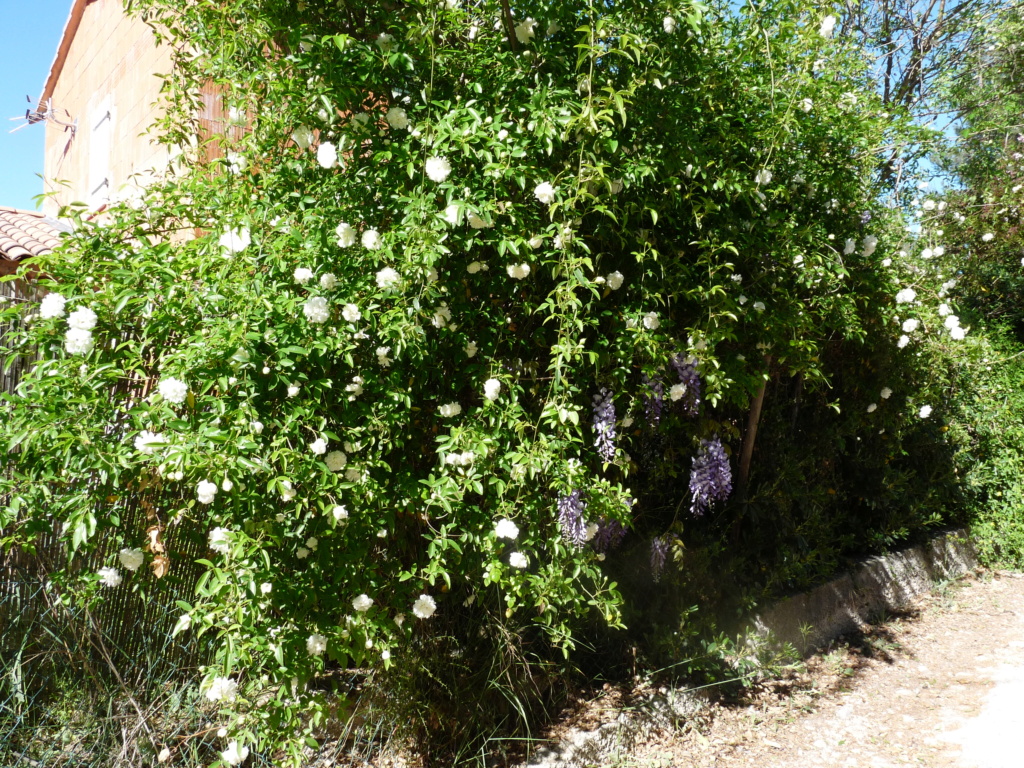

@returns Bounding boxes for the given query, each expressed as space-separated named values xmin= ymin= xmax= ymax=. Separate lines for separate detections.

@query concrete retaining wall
xmin=749 ymin=529 xmax=977 ymax=655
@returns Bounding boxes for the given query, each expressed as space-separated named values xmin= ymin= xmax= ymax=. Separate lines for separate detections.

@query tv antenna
xmin=9 ymin=95 xmax=77 ymax=136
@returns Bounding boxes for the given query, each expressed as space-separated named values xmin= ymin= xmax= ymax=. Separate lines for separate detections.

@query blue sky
xmin=0 ymin=0 xmax=74 ymax=211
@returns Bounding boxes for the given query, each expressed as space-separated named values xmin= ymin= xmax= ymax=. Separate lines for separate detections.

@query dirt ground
xmin=615 ymin=569 xmax=1024 ymax=768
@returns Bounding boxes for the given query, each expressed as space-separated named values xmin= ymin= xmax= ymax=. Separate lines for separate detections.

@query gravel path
xmin=627 ymin=570 xmax=1024 ymax=768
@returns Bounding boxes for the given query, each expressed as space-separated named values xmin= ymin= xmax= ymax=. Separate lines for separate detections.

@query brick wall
xmin=42 ymin=0 xmax=173 ymax=216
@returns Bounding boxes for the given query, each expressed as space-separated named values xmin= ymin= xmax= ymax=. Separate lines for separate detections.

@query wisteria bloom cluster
xmin=689 ymin=436 xmax=733 ymax=516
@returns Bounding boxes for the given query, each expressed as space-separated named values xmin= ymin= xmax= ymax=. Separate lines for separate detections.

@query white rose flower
xmin=332 ymin=505 xmax=349 ymax=522
xmin=862 ymin=236 xmax=878 ymax=257
xmin=881 ymin=387 xmax=893 ymax=399
xmin=317 ymin=142 xmax=338 ymax=169
xmin=134 ymin=430 xmax=165 ymax=454
xmin=345 ymin=466 xmax=362 ymax=482
xmin=607 ymin=271 xmax=624 ymax=290
xmin=754 ymin=169 xmax=772 ymax=185
xmin=509 ymin=552 xmax=528 ymax=569
xmin=320 ymin=273 xmax=338 ymax=290
xmin=663 ymin=15 xmax=677 ymax=33
xmin=294 ymin=267 xmax=314 ymax=284
xmin=944 ymin=315 xmax=960 ymax=329
xmin=902 ymin=318 xmax=920 ymax=333
xmin=205 ymin=676 xmax=238 ymax=702
xmin=495 ymin=518 xmax=519 ymax=540
xmin=296 ymin=547 xmax=310 ymax=559
xmin=376 ymin=346 xmax=392 ymax=367
xmin=197 ymin=480 xmax=218 ymax=505
xmin=158 ymin=377 xmax=188 ymax=404
xmin=506 ymin=263 xmax=531 ymax=280
xmin=376 ymin=267 xmax=400 ymax=290
xmin=221 ymin=741 xmax=249 ymax=766
xmin=981 ymin=232 xmax=994 ymax=242
xmin=895 ymin=288 xmax=917 ymax=304
xmin=325 ymin=451 xmax=348 ymax=471
xmin=753 ymin=301 xmax=766 ymax=312
xmin=98 ymin=566 xmax=122 ymax=588
xmin=119 ymin=548 xmax=145 ymax=571
xmin=363 ymin=229 xmax=384 ymax=250
xmin=897 ymin=335 xmax=910 ymax=348
xmin=432 ymin=303 xmax=452 ymax=328
xmin=287 ymin=384 xmax=300 ymax=397
xmin=309 ymin=437 xmax=328 ymax=455
xmin=950 ymin=326 xmax=967 ymax=340
xmin=444 ymin=203 xmax=462 ymax=226
xmin=280 ymin=480 xmax=297 ymax=501
xmin=335 ymin=222 xmax=356 ymax=247
xmin=534 ymin=181 xmax=556 ymax=204
xmin=219 ymin=228 xmax=251 ymax=254
xmin=306 ymin=633 xmax=328 ymax=656
xmin=919 ymin=405 xmax=932 ymax=418
xmin=528 ymin=235 xmax=543 ymax=249
xmin=252 ymin=420 xmax=264 ymax=434
xmin=867 ymin=403 xmax=878 ymax=413
xmin=467 ymin=261 xmax=483 ymax=274
xmin=386 ymin=106 xmax=409 ymax=130
xmin=39 ymin=293 xmax=67 ymax=319
xmin=208 ymin=527 xmax=230 ymax=554
xmin=335 ymin=305 xmax=359 ymax=326
xmin=468 ymin=211 xmax=493 ymax=229
xmin=226 ymin=152 xmax=246 ymax=174
xmin=800 ymin=98 xmax=813 ymax=112
xmin=669 ymin=383 xmax=686 ymax=401
xmin=643 ymin=312 xmax=660 ymax=329
xmin=465 ymin=340 xmax=478 ymax=358
xmin=222 ymin=479 xmax=233 ymax=492
xmin=412 ymin=594 xmax=437 ymax=619
xmin=353 ymin=594 xmax=374 ymax=612
xmin=68 ymin=306 xmax=98 ymax=330
xmin=376 ymin=32 xmax=395 ymax=52
xmin=514 ymin=18 xmax=537 ymax=43
xmin=425 ymin=156 xmax=452 ymax=182
xmin=483 ymin=378 xmax=501 ymax=402
xmin=820 ymin=15 xmax=837 ymax=38
xmin=439 ymin=402 xmax=462 ymax=417
xmin=346 ymin=375 xmax=364 ymax=400
xmin=303 ymin=297 xmax=330 ymax=324
xmin=844 ymin=238 xmax=856 ymax=255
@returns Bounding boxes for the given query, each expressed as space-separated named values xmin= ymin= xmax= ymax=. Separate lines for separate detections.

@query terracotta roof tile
xmin=0 ymin=207 xmax=71 ymax=274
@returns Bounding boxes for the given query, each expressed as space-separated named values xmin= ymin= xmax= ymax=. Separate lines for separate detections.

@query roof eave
xmin=39 ymin=0 xmax=94 ymax=108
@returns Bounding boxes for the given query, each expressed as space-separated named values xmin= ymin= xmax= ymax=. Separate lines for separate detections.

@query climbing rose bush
xmin=0 ymin=0 xmax=920 ymax=760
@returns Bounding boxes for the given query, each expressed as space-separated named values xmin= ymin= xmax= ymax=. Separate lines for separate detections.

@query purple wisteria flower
xmin=557 ymin=490 xmax=587 ymax=548
xmin=650 ymin=535 xmax=671 ymax=582
xmin=689 ymin=435 xmax=732 ymax=516
xmin=860 ymin=211 xmax=873 ymax=224
xmin=592 ymin=387 xmax=616 ymax=462
xmin=641 ymin=374 xmax=664 ymax=427
xmin=670 ymin=354 xmax=701 ymax=418
xmin=593 ymin=519 xmax=627 ymax=554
